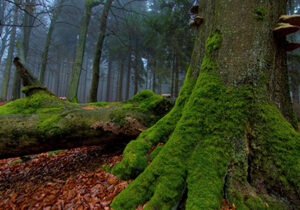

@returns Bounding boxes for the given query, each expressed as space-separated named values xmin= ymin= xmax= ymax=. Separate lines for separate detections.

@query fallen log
xmin=0 ymin=58 xmax=173 ymax=158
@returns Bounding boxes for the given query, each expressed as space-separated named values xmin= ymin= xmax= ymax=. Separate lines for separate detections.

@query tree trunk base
xmin=110 ymin=71 xmax=299 ymax=210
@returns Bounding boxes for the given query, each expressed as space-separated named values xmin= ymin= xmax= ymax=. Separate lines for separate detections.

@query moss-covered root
xmin=223 ymin=103 xmax=300 ymax=209
xmin=111 ymin=71 xmax=250 ymax=210
xmin=112 ymin=67 xmax=196 ymax=180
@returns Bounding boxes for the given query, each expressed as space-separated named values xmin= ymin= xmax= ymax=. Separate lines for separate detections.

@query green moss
xmin=205 ymin=31 xmax=223 ymax=55
xmin=253 ymin=6 xmax=266 ymax=21
xmin=251 ymin=103 xmax=300 ymax=197
xmin=8 ymin=159 xmax=23 ymax=165
xmin=112 ymin=68 xmax=196 ymax=180
xmin=88 ymin=102 xmax=111 ymax=107
xmin=48 ymin=149 xmax=65 ymax=157
xmin=110 ymin=90 xmax=173 ymax=127
xmin=149 ymin=145 xmax=163 ymax=160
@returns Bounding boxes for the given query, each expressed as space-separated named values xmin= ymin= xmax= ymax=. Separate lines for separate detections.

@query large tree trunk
xmin=0 ymin=58 xmax=173 ymax=159
xmin=1 ymin=2 xmax=18 ymax=101
xmin=39 ymin=0 xmax=63 ymax=84
xmin=89 ymin=0 xmax=113 ymax=102
xmin=111 ymin=1 xmax=299 ymax=209
xmin=67 ymin=0 xmax=101 ymax=102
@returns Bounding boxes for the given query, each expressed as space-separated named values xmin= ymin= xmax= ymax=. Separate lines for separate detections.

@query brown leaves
xmin=220 ymin=200 xmax=236 ymax=210
xmin=82 ymin=105 xmax=101 ymax=110
xmin=0 ymin=146 xmax=127 ymax=209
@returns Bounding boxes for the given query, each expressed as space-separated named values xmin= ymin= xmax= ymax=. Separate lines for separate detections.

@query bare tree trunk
xmin=106 ymin=58 xmax=112 ymax=101
xmin=117 ymin=59 xmax=124 ymax=101
xmin=67 ymin=0 xmax=101 ymax=102
xmin=174 ymin=56 xmax=179 ymax=97
xmin=152 ymin=60 xmax=156 ymax=93
xmin=1 ymin=2 xmax=18 ymax=101
xmin=89 ymin=0 xmax=113 ymax=102
xmin=12 ymin=0 xmax=35 ymax=100
xmin=134 ymin=51 xmax=139 ymax=95
xmin=40 ymin=0 xmax=63 ymax=84
xmin=126 ymin=52 xmax=131 ymax=100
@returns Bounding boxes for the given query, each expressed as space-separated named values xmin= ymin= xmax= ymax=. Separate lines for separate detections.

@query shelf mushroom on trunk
xmin=273 ymin=23 xmax=300 ymax=38
xmin=190 ymin=5 xmax=199 ymax=14
xmin=279 ymin=14 xmax=300 ymax=26
xmin=189 ymin=16 xmax=204 ymax=29
xmin=273 ymin=15 xmax=300 ymax=52
xmin=285 ymin=42 xmax=300 ymax=52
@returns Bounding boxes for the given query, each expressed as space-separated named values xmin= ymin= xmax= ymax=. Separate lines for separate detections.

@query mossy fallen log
xmin=0 ymin=58 xmax=172 ymax=158
xmin=0 ymin=89 xmax=172 ymax=158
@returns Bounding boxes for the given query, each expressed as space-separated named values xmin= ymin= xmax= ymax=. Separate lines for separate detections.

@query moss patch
xmin=253 ymin=6 xmax=267 ymax=21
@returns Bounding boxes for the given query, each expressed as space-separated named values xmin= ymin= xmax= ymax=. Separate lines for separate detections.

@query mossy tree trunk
xmin=89 ymin=0 xmax=113 ymax=102
xmin=67 ymin=0 xmax=102 ymax=102
xmin=111 ymin=1 xmax=299 ymax=209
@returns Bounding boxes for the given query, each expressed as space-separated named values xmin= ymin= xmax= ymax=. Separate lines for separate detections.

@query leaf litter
xmin=0 ymin=145 xmax=130 ymax=209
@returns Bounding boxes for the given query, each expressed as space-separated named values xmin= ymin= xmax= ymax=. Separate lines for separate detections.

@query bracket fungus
xmin=279 ymin=14 xmax=300 ymax=27
xmin=190 ymin=5 xmax=199 ymax=14
xmin=273 ymin=23 xmax=300 ymax=38
xmin=285 ymin=42 xmax=300 ymax=51
xmin=189 ymin=16 xmax=204 ymax=29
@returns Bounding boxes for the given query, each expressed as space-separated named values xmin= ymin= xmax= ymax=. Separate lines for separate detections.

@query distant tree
xmin=67 ymin=0 xmax=102 ymax=102
xmin=89 ymin=0 xmax=114 ymax=102
xmin=1 ymin=0 xmax=19 ymax=101
xmin=39 ymin=0 xmax=63 ymax=84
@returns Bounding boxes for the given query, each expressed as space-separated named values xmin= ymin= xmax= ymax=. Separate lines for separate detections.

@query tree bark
xmin=126 ymin=52 xmax=131 ymax=100
xmin=106 ymin=57 xmax=112 ymax=101
xmin=89 ymin=0 xmax=113 ymax=102
xmin=117 ymin=58 xmax=124 ymax=101
xmin=174 ymin=55 xmax=179 ymax=97
xmin=11 ymin=0 xmax=35 ymax=100
xmin=67 ymin=0 xmax=101 ymax=102
xmin=134 ymin=51 xmax=139 ymax=95
xmin=0 ymin=59 xmax=173 ymax=158
xmin=1 ymin=2 xmax=18 ymax=101
xmin=39 ymin=0 xmax=63 ymax=84
xmin=111 ymin=1 xmax=299 ymax=209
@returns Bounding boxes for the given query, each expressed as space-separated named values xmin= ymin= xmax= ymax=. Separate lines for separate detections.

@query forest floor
xmin=0 ymin=101 xmax=236 ymax=210
xmin=0 ymin=145 xmax=130 ymax=209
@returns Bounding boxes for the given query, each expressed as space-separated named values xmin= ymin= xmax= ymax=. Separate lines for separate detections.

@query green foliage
xmin=253 ymin=6 xmax=267 ymax=21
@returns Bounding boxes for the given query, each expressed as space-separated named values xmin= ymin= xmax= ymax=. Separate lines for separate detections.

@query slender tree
xmin=39 ymin=0 xmax=63 ymax=84
xmin=1 ymin=1 xmax=19 ymax=101
xmin=89 ymin=0 xmax=113 ymax=102
xmin=11 ymin=0 xmax=35 ymax=100
xmin=67 ymin=0 xmax=102 ymax=102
